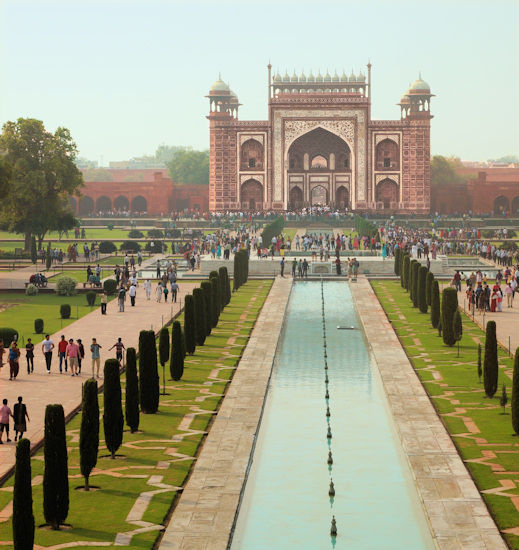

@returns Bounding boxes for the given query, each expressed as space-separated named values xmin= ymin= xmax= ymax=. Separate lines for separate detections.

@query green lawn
xmin=0 ymin=279 xmax=272 ymax=548
xmin=47 ymin=269 xmax=111 ymax=284
xmin=0 ymin=293 xmax=111 ymax=345
xmin=372 ymin=280 xmax=519 ymax=548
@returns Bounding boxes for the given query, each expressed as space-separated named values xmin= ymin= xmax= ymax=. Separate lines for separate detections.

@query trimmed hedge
xmin=261 ymin=216 xmax=285 ymax=247
xmin=86 ymin=291 xmax=96 ymax=306
xmin=34 ymin=318 xmax=44 ymax=334
xmin=26 ymin=283 xmax=38 ymax=296
xmin=0 ymin=328 xmax=18 ymax=347
xmin=56 ymin=277 xmax=77 ymax=296
xmin=200 ymin=282 xmax=213 ymax=337
xmin=430 ymin=280 xmax=440 ymax=329
xmin=125 ymin=348 xmax=140 ymax=433
xmin=138 ymin=330 xmax=159 ymax=413
xmin=60 ymin=304 xmax=71 ymax=319
xmin=233 ymin=249 xmax=249 ymax=291
xmin=394 ymin=247 xmax=401 ymax=276
xmin=441 ymin=288 xmax=458 ymax=346
xmin=401 ymin=254 xmax=409 ymax=289
xmin=426 ymin=271 xmax=435 ymax=306
xmin=184 ymin=295 xmax=196 ymax=355
xmin=103 ymin=278 xmax=117 ymax=295
xmin=103 ymin=359 xmax=124 ymax=458
xmin=417 ymin=266 xmax=428 ymax=313
xmin=483 ymin=320 xmax=498 ymax=398
xmin=13 ymin=438 xmax=34 ymax=549
xmin=128 ymin=229 xmax=144 ymax=238
xmin=170 ymin=321 xmax=184 ymax=381
xmin=99 ymin=241 xmax=117 ymax=254
xmin=80 ymin=379 xmax=99 ymax=489
xmin=119 ymin=240 xmax=141 ymax=252
xmin=209 ymin=277 xmax=220 ymax=328
xmin=512 ymin=348 xmax=519 ymax=435
xmin=193 ymin=288 xmax=206 ymax=346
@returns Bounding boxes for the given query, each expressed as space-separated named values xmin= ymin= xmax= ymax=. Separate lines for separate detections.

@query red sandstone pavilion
xmin=208 ymin=64 xmax=434 ymax=213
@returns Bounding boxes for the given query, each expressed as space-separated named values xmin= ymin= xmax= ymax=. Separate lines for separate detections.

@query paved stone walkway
xmin=350 ymin=277 xmax=506 ymax=549
xmin=0 ymin=278 xmax=197 ymax=481
xmin=159 ymin=276 xmax=292 ymax=550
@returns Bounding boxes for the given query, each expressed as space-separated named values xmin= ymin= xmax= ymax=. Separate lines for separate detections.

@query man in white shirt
xmin=129 ymin=284 xmax=137 ymax=307
xmin=41 ymin=335 xmax=54 ymax=374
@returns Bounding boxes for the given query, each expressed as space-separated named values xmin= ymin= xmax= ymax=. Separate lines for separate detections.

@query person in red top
xmin=58 ymin=335 xmax=68 ymax=373
xmin=65 ymin=338 xmax=80 ymax=377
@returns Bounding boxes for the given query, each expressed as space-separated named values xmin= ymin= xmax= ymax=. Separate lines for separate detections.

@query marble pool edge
xmin=350 ymin=277 xmax=506 ymax=550
xmin=159 ymin=276 xmax=293 ymax=550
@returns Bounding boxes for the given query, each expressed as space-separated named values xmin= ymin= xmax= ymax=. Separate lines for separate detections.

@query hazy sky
xmin=1 ymin=0 xmax=518 ymax=164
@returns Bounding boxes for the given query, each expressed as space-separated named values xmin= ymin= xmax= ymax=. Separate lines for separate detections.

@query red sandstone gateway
xmin=207 ymin=64 xmax=434 ymax=213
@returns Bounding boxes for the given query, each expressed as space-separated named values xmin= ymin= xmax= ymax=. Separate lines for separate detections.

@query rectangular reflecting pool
xmin=230 ymin=281 xmax=434 ymax=550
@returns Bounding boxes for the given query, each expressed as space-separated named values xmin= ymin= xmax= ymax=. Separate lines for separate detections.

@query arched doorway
xmin=96 ymin=196 xmax=111 ymax=212
xmin=79 ymin=196 xmax=94 ymax=215
xmin=336 ymin=186 xmax=350 ymax=208
xmin=240 ymin=139 xmax=264 ymax=170
xmin=376 ymin=178 xmax=399 ymax=209
xmin=240 ymin=179 xmax=263 ymax=209
xmin=289 ymin=186 xmax=303 ymax=209
xmin=311 ymin=185 xmax=328 ymax=206
xmin=375 ymin=139 xmax=400 ymax=170
xmin=494 ymin=196 xmax=510 ymax=214
xmin=512 ymin=196 xmax=519 ymax=216
xmin=68 ymin=196 xmax=77 ymax=213
xmin=113 ymin=195 xmax=130 ymax=212
xmin=131 ymin=195 xmax=147 ymax=212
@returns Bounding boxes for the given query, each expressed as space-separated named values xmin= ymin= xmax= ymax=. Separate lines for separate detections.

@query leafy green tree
xmin=103 ymin=359 xmax=124 ymax=458
xmin=201 ymin=282 xmax=213 ymax=337
xmin=184 ymin=295 xmax=197 ymax=354
xmin=80 ymin=379 xmax=99 ymax=490
xmin=167 ymin=149 xmax=209 ymax=185
xmin=82 ymin=167 xmax=113 ymax=182
xmin=483 ymin=321 xmax=498 ymax=398
xmin=155 ymin=144 xmax=186 ymax=164
xmin=430 ymin=155 xmax=467 ymax=187
xmin=417 ymin=266 xmax=428 ymax=313
xmin=13 ymin=438 xmax=34 ymax=549
xmin=138 ymin=331 xmax=159 ymax=413
xmin=511 ymin=349 xmax=519 ymax=434
xmin=43 ymin=404 xmax=69 ymax=529
xmin=170 ymin=321 xmax=184 ymax=381
xmin=441 ymin=288 xmax=458 ymax=346
xmin=0 ymin=118 xmax=83 ymax=249
xmin=125 ymin=348 xmax=140 ymax=433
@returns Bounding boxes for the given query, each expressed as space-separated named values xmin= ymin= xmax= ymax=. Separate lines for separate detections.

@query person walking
xmin=118 ymin=285 xmax=126 ymax=312
xmin=280 ymin=257 xmax=285 ymax=277
xmin=129 ymin=283 xmax=137 ymax=306
xmin=156 ymin=282 xmax=163 ymax=302
xmin=163 ymin=285 xmax=169 ymax=302
xmin=156 ymin=259 xmax=161 ymax=278
xmin=505 ymin=283 xmax=514 ymax=308
xmin=42 ymin=334 xmax=54 ymax=374
xmin=77 ymin=338 xmax=85 ymax=374
xmin=13 ymin=396 xmax=29 ymax=441
xmin=110 ymin=338 xmax=125 ymax=365
xmin=8 ymin=342 xmax=20 ymax=380
xmin=144 ymin=279 xmax=152 ymax=300
xmin=101 ymin=292 xmax=108 ymax=314
xmin=0 ymin=339 xmax=4 ymax=369
xmin=25 ymin=338 xmax=34 ymax=374
xmin=171 ymin=281 xmax=178 ymax=303
xmin=58 ymin=335 xmax=68 ymax=373
xmin=66 ymin=338 xmax=80 ymax=376
xmin=90 ymin=338 xmax=102 ymax=379
xmin=0 ymin=399 xmax=13 ymax=443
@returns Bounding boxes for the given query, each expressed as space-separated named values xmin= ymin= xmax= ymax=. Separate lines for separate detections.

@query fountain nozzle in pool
xmin=325 ymin=374 xmax=329 ymax=383
xmin=324 ymin=350 xmax=327 ymax=358
xmin=328 ymin=480 xmax=335 ymax=497
xmin=327 ymin=425 xmax=332 ymax=438
xmin=325 ymin=389 xmax=330 ymax=399
xmin=326 ymin=405 xmax=330 ymax=417
xmin=330 ymin=516 xmax=337 ymax=536
xmin=327 ymin=451 xmax=333 ymax=465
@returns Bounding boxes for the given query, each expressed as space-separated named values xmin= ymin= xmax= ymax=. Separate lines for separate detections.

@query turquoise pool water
xmin=230 ymin=281 xmax=434 ymax=549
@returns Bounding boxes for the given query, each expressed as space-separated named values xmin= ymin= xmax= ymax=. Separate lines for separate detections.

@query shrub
xmin=408 ymin=260 xmax=416 ymax=300
xmin=453 ymin=310 xmax=463 ymax=343
xmin=0 ymin=328 xmax=18 ymax=347
xmin=201 ymin=282 xmax=213 ymax=337
xmin=394 ymin=247 xmax=401 ymax=276
xmin=103 ymin=278 xmax=117 ymax=295
xmin=170 ymin=321 xmax=184 ymax=381
xmin=426 ymin=271 xmax=435 ymax=306
xmin=159 ymin=326 xmax=170 ymax=372
xmin=30 ymin=236 xmax=37 ymax=264
xmin=209 ymin=276 xmax=220 ymax=328
xmin=56 ymin=276 xmax=77 ymax=296
xmin=512 ymin=348 xmax=519 ymax=434
xmin=483 ymin=320 xmax=498 ymax=398
xmin=441 ymin=288 xmax=458 ymax=346
xmin=34 ymin=318 xmax=44 ymax=334
xmin=25 ymin=284 xmax=38 ymax=296
xmin=43 ymin=404 xmax=69 ymax=529
xmin=13 ymin=438 xmax=34 ymax=550
xmin=107 ymin=223 xmax=114 ymax=230
xmin=417 ymin=266 xmax=428 ymax=313
xmin=184 ymin=295 xmax=197 ymax=355
xmin=261 ymin=216 xmax=285 ymax=246
xmin=125 ymin=348 xmax=140 ymax=433
xmin=411 ymin=261 xmax=420 ymax=307
xmin=128 ymin=229 xmax=144 ymax=238
xmin=233 ymin=250 xmax=249 ymax=291
xmin=145 ymin=240 xmax=165 ymax=253
xmin=138 ymin=330 xmax=159 ymax=413
xmin=477 ymin=343 xmax=482 ymax=382
xmin=193 ymin=288 xmax=206 ymax=346
xmin=80 ymin=379 xmax=99 ymax=490
xmin=99 ymin=241 xmax=117 ymax=254
xmin=218 ymin=266 xmax=230 ymax=309
xmin=86 ymin=291 xmax=96 ymax=307
xmin=402 ymin=254 xmax=410 ymax=290
xmin=147 ymin=229 xmax=164 ymax=238
xmin=103 ymin=359 xmax=124 ymax=458
xmin=119 ymin=240 xmax=141 ymax=252
xmin=430 ymin=280 xmax=440 ymax=329
xmin=60 ymin=304 xmax=71 ymax=319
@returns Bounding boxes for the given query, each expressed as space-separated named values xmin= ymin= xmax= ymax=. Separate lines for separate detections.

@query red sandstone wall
xmin=209 ymin=116 xmax=238 ymax=210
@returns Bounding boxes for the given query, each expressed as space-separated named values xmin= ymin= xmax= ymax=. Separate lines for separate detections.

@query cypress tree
xmin=138 ymin=330 xmax=159 ymax=412
xmin=511 ymin=348 xmax=519 ymax=434
xmin=159 ymin=326 xmax=170 ymax=395
xmin=13 ymin=438 xmax=34 ymax=549
xmin=218 ymin=266 xmax=229 ymax=309
xmin=103 ymin=359 xmax=124 ymax=458
xmin=210 ymin=276 xmax=220 ymax=327
xmin=477 ymin=343 xmax=482 ymax=382
xmin=403 ymin=254 xmax=410 ymax=290
xmin=441 ymin=288 xmax=458 ymax=346
xmin=426 ymin=271 xmax=435 ymax=306
xmin=193 ymin=288 xmax=207 ymax=346
xmin=125 ymin=347 xmax=140 ymax=433
xmin=30 ymin=236 xmax=37 ymax=264
xmin=417 ymin=266 xmax=428 ymax=313
xmin=500 ymin=384 xmax=508 ymax=414
xmin=394 ymin=247 xmax=401 ymax=276
xmin=233 ymin=252 xmax=241 ymax=291
xmin=411 ymin=261 xmax=420 ymax=307
xmin=170 ymin=321 xmax=184 ymax=381
xmin=219 ymin=266 xmax=231 ymax=305
xmin=430 ymin=280 xmax=440 ymax=328
xmin=409 ymin=260 xmax=417 ymax=300
xmin=43 ymin=404 xmax=69 ymax=529
xmin=80 ymin=379 xmax=99 ymax=490
xmin=184 ymin=295 xmax=197 ymax=354
xmin=201 ymin=281 xmax=213 ymax=336
xmin=46 ymin=242 xmax=52 ymax=271
xmin=483 ymin=320 xmax=498 ymax=398
xmin=453 ymin=309 xmax=463 ymax=356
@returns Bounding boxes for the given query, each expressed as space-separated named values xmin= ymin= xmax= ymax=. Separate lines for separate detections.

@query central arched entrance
xmin=131 ymin=195 xmax=147 ymax=213
xmin=376 ymin=178 xmax=399 ymax=209
xmin=336 ymin=186 xmax=350 ymax=208
xmin=240 ymin=179 xmax=263 ymax=209
xmin=494 ymin=196 xmax=510 ymax=214
xmin=113 ymin=195 xmax=130 ymax=212
xmin=311 ymin=185 xmax=328 ymax=206
xmin=289 ymin=186 xmax=303 ymax=209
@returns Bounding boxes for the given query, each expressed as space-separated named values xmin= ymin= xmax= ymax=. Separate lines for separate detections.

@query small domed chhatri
xmin=408 ymin=73 xmax=431 ymax=93
xmin=210 ymin=75 xmax=230 ymax=93
xmin=291 ymin=71 xmax=299 ymax=83
xmin=307 ymin=70 xmax=315 ymax=82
